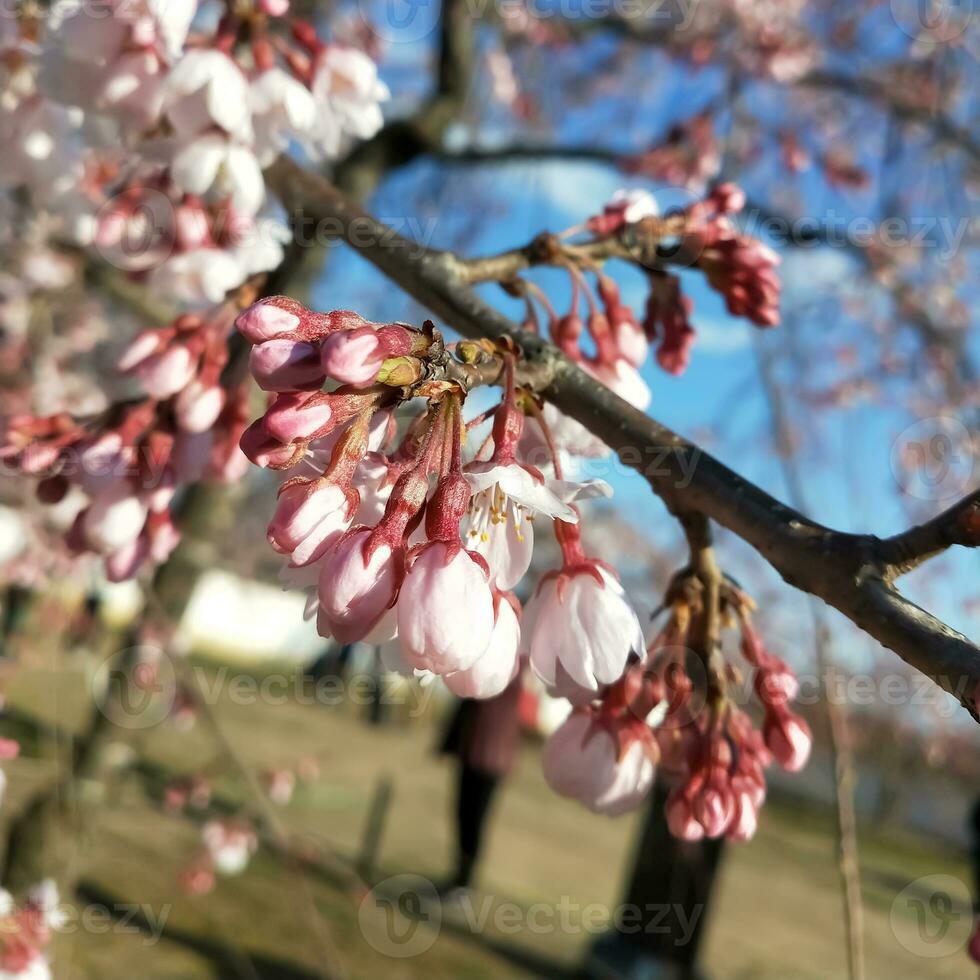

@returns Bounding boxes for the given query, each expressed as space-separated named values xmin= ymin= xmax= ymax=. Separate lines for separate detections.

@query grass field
xmin=2 ymin=649 xmax=975 ymax=979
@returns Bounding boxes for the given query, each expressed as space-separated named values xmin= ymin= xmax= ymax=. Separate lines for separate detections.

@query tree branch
xmin=878 ymin=489 xmax=980 ymax=578
xmin=265 ymin=154 xmax=980 ymax=720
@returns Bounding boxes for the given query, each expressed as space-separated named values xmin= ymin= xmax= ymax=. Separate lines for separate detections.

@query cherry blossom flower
xmin=397 ymin=540 xmax=495 ymax=674
xmin=542 ymin=709 xmax=655 ymax=815
xmin=250 ymin=67 xmax=317 ymax=167
xmin=443 ymin=592 xmax=521 ymax=699
xmin=316 ymin=527 xmax=401 ymax=643
xmin=162 ymin=50 xmax=253 ymax=142
xmin=763 ymin=708 xmax=812 ymax=772
xmin=148 ymin=249 xmax=247 ymax=306
xmin=267 ymin=479 xmax=354 ymax=565
xmin=525 ymin=557 xmax=644 ymax=693
xmin=309 ymin=46 xmax=389 ymax=151
xmin=464 ymin=460 xmax=610 ymax=590
xmin=171 ymin=135 xmax=265 ymax=216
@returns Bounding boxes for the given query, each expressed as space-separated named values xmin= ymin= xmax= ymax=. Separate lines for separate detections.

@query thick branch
xmin=265 ymin=155 xmax=980 ymax=720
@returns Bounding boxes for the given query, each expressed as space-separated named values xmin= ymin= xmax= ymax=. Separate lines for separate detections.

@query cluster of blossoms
xmin=236 ymin=282 xmax=806 ymax=839
xmin=1 ymin=1 xmax=387 ymax=302
xmin=180 ymin=821 xmax=259 ymax=896
xmin=0 ymin=303 xmax=251 ymax=580
xmin=657 ymin=582 xmax=809 ymax=840
xmin=0 ymin=881 xmax=63 ymax=980
xmin=0 ymin=0 xmax=390 ymax=597
xmin=617 ymin=184 xmax=781 ymax=377
xmin=513 ymin=183 xmax=779 ymax=448
xmin=237 ymin=295 xmax=637 ymax=704
xmin=542 ymin=570 xmax=811 ymax=837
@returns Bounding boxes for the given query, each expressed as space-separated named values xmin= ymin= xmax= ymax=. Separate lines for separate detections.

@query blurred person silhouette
xmin=437 ymin=668 xmax=524 ymax=897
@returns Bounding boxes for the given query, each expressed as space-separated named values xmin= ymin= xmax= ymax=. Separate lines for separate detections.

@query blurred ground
xmin=1 ymin=650 xmax=973 ymax=980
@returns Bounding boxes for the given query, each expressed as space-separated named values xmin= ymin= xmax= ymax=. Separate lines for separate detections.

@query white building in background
xmin=177 ymin=570 xmax=324 ymax=663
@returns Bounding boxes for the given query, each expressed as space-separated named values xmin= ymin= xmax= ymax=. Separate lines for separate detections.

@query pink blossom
xmin=82 ymin=485 xmax=148 ymax=552
xmin=251 ymin=67 xmax=316 ymax=166
xmin=149 ymin=249 xmax=247 ymax=306
xmin=175 ymin=381 xmax=224 ymax=434
xmin=105 ymin=534 xmax=150 ymax=582
xmin=320 ymin=330 xmax=384 ymax=386
xmin=163 ymin=50 xmax=253 ymax=142
xmin=171 ymin=134 xmax=265 ymax=216
xmin=542 ymin=710 xmax=655 ymax=816
xmin=249 ymin=339 xmax=325 ymax=391
xmin=443 ymin=594 xmax=521 ymax=699
xmin=464 ymin=460 xmax=610 ymax=590
xmin=316 ymin=528 xmax=400 ymax=642
xmin=310 ymin=46 xmax=389 ymax=152
xmin=525 ymin=565 xmax=644 ymax=693
xmin=263 ymin=391 xmax=334 ymax=443
xmin=726 ymin=786 xmax=760 ymax=842
xmin=764 ymin=709 xmax=811 ymax=772
xmin=691 ymin=778 xmax=734 ymax=837
xmin=665 ymin=789 xmax=705 ymax=840
xmin=590 ymin=358 xmax=651 ymax=412
xmin=202 ymin=821 xmax=257 ymax=876
xmin=135 ymin=344 xmax=198 ymax=399
xmin=397 ymin=542 xmax=494 ymax=674
xmin=236 ymin=300 xmax=301 ymax=343
xmin=117 ymin=330 xmax=162 ymax=372
xmin=267 ymin=480 xmax=352 ymax=562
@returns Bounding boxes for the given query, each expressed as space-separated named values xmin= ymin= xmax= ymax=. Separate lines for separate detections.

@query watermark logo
xmin=890 ymin=0 xmax=974 ymax=42
xmin=890 ymin=417 xmax=974 ymax=502
xmin=358 ymin=874 xmax=442 ymax=957
xmin=358 ymin=0 xmax=440 ymax=44
xmin=890 ymin=874 xmax=972 ymax=958
xmin=91 ymin=646 xmax=177 ymax=730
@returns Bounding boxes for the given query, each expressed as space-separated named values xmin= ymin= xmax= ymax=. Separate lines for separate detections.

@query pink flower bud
xmin=83 ymin=486 xmax=148 ymax=553
xmin=726 ymin=787 xmax=759 ymax=842
xmin=612 ymin=313 xmax=649 ymax=368
xmin=755 ymin=658 xmax=800 ymax=705
xmin=267 ymin=480 xmax=352 ymax=560
xmin=263 ymin=391 xmax=333 ymax=443
xmin=117 ymin=330 xmax=162 ymax=371
xmin=239 ymin=420 xmax=298 ymax=468
xmin=317 ymin=528 xmax=400 ymax=643
xmin=236 ymin=298 xmax=302 ymax=343
xmin=542 ymin=710 xmax=655 ymax=816
xmin=764 ymin=710 xmax=811 ymax=772
xmin=711 ymin=182 xmax=746 ymax=214
xmin=137 ymin=344 xmax=198 ymax=399
xmin=525 ymin=564 xmax=643 ymax=693
xmin=175 ymin=380 xmax=225 ymax=433
xmin=692 ymin=779 xmax=734 ymax=838
xmin=250 ymin=339 xmax=325 ymax=391
xmin=320 ymin=329 xmax=384 ymax=386
xmin=148 ymin=511 xmax=181 ymax=563
xmin=397 ymin=542 xmax=494 ymax=674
